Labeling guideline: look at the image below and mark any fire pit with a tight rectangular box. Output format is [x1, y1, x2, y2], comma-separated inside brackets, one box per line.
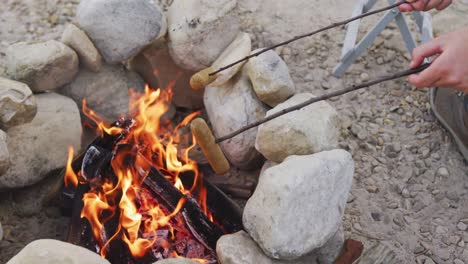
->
[61, 87, 242, 263]
[1, 0, 359, 263]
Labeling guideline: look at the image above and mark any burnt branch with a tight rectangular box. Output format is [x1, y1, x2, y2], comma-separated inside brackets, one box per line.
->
[215, 63, 430, 143]
[209, 1, 408, 76]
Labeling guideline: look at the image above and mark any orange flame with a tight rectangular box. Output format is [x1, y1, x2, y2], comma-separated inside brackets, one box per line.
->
[64, 146, 79, 188]
[70, 85, 213, 260]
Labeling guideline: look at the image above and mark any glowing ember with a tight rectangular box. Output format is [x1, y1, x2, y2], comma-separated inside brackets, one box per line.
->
[65, 84, 215, 262]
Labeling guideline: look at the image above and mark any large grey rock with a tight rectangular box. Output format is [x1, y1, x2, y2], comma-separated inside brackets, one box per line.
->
[59, 64, 145, 122]
[246, 49, 295, 107]
[204, 72, 268, 169]
[0, 93, 81, 189]
[129, 41, 204, 109]
[0, 77, 37, 128]
[7, 239, 110, 264]
[6, 40, 78, 92]
[255, 93, 339, 163]
[76, 0, 164, 63]
[243, 150, 354, 260]
[211, 32, 252, 86]
[167, 0, 240, 71]
[0, 130, 9, 175]
[154, 258, 199, 264]
[217, 231, 318, 264]
[61, 23, 102, 72]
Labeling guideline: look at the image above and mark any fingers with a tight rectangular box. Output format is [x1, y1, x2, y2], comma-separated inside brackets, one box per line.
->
[408, 61, 442, 88]
[410, 39, 442, 68]
[398, 3, 414, 12]
[399, 0, 452, 11]
[436, 0, 452, 10]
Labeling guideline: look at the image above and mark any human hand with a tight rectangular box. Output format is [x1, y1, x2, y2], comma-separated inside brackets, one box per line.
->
[399, 0, 452, 12]
[408, 26, 468, 93]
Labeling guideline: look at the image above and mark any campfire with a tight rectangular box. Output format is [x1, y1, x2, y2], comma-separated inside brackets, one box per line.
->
[61, 85, 241, 263]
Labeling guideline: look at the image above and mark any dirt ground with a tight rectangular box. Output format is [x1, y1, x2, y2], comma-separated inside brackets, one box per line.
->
[0, 0, 467, 263]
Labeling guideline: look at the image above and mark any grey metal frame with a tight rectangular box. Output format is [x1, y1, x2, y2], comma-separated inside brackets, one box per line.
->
[333, 0, 433, 77]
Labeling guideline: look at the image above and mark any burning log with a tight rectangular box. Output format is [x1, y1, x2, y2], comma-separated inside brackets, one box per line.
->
[62, 117, 242, 263]
[143, 166, 224, 250]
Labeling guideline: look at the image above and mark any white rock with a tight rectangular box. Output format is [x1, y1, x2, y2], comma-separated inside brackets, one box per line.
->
[0, 93, 81, 189]
[243, 150, 354, 260]
[129, 41, 203, 109]
[76, 0, 164, 63]
[255, 93, 339, 163]
[59, 64, 145, 122]
[167, 0, 240, 71]
[154, 258, 199, 264]
[7, 239, 109, 264]
[246, 49, 295, 107]
[217, 231, 318, 264]
[204, 72, 268, 169]
[0, 130, 9, 175]
[6, 40, 78, 92]
[61, 23, 102, 72]
[0, 78, 37, 128]
[211, 32, 252, 86]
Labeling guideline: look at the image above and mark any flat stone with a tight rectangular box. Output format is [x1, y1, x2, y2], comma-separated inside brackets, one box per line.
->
[129, 41, 203, 109]
[243, 150, 354, 259]
[204, 71, 267, 169]
[59, 64, 145, 123]
[0, 77, 37, 128]
[61, 23, 102, 72]
[0, 93, 81, 189]
[76, 0, 164, 63]
[6, 239, 109, 264]
[211, 32, 252, 86]
[167, 0, 240, 71]
[255, 93, 339, 163]
[216, 231, 318, 264]
[6, 40, 78, 92]
[246, 49, 295, 107]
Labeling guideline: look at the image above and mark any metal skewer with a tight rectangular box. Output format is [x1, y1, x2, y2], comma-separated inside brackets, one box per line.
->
[214, 63, 431, 143]
[209, 0, 410, 77]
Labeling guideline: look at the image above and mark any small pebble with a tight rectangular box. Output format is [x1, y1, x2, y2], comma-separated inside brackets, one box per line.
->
[371, 212, 382, 221]
[454, 259, 464, 264]
[413, 244, 425, 254]
[424, 258, 436, 264]
[436, 167, 450, 177]
[402, 188, 410, 198]
[360, 72, 369, 82]
[353, 222, 363, 232]
[376, 57, 384, 65]
[458, 222, 467, 231]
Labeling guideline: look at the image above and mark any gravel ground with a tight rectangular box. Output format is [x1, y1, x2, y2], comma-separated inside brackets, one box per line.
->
[0, 0, 467, 263]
